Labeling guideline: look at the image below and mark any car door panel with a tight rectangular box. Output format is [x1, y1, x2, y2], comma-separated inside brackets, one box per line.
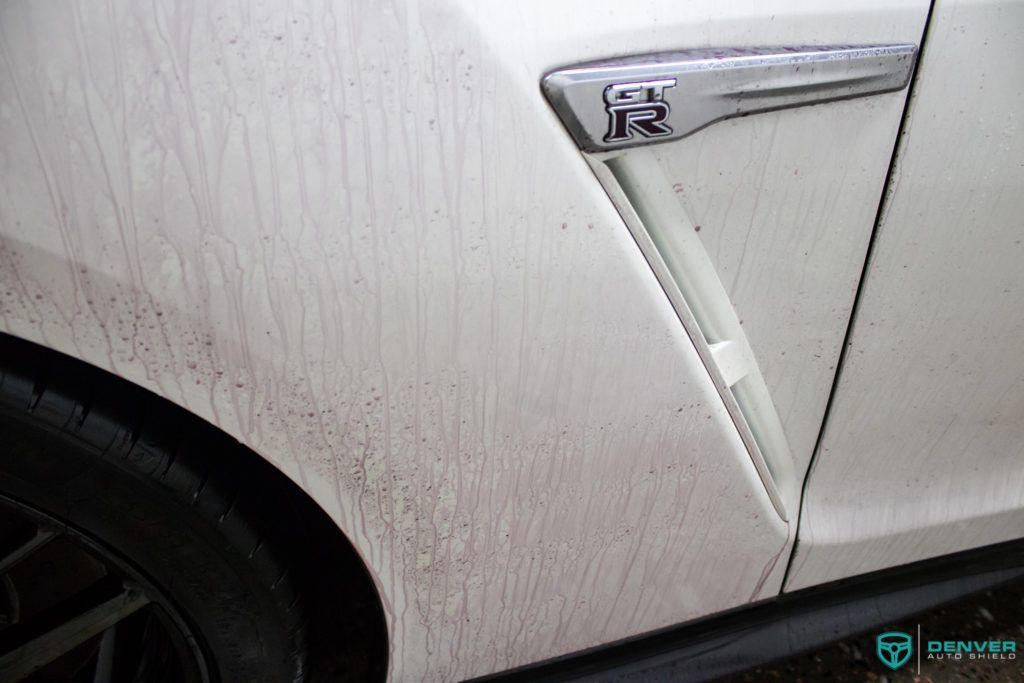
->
[788, 0, 1024, 590]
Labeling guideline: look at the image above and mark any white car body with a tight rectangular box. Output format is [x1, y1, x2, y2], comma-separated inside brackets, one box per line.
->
[0, 0, 1021, 679]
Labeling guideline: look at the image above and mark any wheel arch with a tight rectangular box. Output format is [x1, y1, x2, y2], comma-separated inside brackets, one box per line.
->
[0, 329, 390, 679]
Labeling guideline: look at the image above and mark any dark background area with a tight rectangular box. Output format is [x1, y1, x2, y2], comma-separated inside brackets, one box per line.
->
[723, 579, 1024, 682]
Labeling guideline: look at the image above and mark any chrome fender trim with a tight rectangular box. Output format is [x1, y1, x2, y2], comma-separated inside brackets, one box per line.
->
[543, 45, 918, 152]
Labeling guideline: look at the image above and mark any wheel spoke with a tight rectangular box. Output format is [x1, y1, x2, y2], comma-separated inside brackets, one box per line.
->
[0, 499, 207, 681]
[0, 581, 149, 682]
[0, 529, 56, 575]
[92, 624, 117, 683]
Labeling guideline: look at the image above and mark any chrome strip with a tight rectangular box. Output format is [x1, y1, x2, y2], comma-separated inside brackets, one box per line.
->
[543, 45, 918, 152]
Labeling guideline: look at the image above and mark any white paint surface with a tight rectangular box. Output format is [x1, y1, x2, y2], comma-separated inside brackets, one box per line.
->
[789, 0, 1024, 590]
[652, 95, 911, 473]
[0, 0, 931, 678]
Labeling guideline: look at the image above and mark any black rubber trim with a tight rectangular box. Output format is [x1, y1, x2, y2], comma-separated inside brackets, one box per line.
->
[472, 537, 1024, 682]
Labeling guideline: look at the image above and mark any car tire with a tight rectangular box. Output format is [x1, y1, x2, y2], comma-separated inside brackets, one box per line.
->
[0, 342, 310, 682]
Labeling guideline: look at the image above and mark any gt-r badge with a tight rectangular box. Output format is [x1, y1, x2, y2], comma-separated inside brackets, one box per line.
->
[603, 79, 676, 142]
[541, 45, 917, 152]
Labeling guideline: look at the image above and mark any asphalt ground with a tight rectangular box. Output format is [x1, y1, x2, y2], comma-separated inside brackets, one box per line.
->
[721, 579, 1024, 682]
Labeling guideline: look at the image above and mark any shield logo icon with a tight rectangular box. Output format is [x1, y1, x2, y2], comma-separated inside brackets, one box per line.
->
[876, 631, 914, 670]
